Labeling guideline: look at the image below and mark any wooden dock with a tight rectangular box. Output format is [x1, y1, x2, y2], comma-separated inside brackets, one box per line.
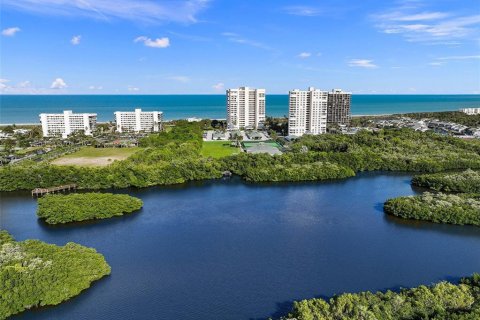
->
[32, 184, 77, 197]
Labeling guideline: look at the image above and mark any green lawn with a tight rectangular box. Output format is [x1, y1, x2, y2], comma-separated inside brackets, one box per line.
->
[61, 147, 141, 158]
[201, 141, 240, 158]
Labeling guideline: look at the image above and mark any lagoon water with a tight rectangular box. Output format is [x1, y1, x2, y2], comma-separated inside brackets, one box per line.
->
[1, 94, 480, 123]
[2, 173, 480, 319]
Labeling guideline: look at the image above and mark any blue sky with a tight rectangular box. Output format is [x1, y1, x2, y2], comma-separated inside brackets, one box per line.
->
[1, 0, 479, 94]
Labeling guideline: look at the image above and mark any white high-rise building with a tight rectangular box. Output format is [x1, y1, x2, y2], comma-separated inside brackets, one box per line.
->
[114, 109, 163, 133]
[288, 87, 328, 136]
[39, 110, 97, 138]
[227, 87, 266, 130]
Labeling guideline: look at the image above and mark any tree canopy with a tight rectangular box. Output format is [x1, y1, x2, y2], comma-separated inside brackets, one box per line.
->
[0, 231, 111, 319]
[37, 193, 143, 224]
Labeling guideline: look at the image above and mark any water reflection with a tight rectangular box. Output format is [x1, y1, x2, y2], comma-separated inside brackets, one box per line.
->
[1, 172, 479, 320]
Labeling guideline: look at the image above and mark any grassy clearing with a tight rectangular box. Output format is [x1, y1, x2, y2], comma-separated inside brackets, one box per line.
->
[60, 147, 140, 158]
[201, 141, 240, 158]
[52, 147, 140, 167]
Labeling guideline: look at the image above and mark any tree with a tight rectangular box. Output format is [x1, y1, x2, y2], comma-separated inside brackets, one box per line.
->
[2, 126, 14, 134]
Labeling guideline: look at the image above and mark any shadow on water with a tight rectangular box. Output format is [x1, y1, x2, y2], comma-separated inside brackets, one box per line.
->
[382, 212, 480, 237]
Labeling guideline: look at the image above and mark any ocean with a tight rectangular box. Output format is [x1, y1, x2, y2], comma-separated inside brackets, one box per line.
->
[0, 94, 479, 124]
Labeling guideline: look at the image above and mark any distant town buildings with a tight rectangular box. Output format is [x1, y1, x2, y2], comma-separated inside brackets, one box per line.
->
[226, 87, 266, 130]
[327, 89, 352, 125]
[114, 108, 163, 133]
[39, 110, 97, 138]
[460, 108, 480, 115]
[288, 87, 328, 136]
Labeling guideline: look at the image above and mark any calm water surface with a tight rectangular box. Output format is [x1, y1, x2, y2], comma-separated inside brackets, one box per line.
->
[1, 94, 479, 123]
[1, 173, 479, 319]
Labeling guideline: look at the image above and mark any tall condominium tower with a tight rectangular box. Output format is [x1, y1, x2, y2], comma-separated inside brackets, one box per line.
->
[327, 89, 352, 125]
[226, 87, 266, 130]
[39, 110, 97, 138]
[288, 87, 328, 136]
[114, 108, 163, 133]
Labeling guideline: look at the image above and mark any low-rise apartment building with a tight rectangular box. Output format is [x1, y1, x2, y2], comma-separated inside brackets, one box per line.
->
[39, 110, 97, 138]
[114, 108, 163, 133]
[460, 108, 480, 115]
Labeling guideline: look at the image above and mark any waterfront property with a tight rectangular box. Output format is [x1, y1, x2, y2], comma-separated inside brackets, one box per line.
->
[460, 107, 480, 115]
[288, 87, 328, 136]
[288, 88, 352, 136]
[114, 108, 163, 133]
[327, 89, 352, 125]
[2, 173, 479, 320]
[39, 110, 97, 138]
[227, 87, 266, 130]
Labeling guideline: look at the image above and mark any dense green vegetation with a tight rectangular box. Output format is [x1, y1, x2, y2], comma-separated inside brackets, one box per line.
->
[37, 193, 143, 224]
[384, 192, 480, 226]
[283, 274, 480, 320]
[139, 121, 203, 150]
[350, 111, 480, 127]
[0, 230, 111, 319]
[1, 123, 480, 191]
[403, 111, 480, 127]
[413, 169, 480, 193]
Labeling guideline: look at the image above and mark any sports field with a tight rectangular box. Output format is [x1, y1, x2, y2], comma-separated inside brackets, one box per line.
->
[242, 141, 282, 149]
[200, 141, 240, 158]
[52, 147, 140, 167]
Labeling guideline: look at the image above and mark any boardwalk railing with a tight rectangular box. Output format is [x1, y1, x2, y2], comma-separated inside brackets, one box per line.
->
[32, 184, 77, 197]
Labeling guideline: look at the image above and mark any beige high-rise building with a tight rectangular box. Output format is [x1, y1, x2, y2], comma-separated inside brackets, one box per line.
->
[288, 87, 328, 136]
[226, 87, 266, 130]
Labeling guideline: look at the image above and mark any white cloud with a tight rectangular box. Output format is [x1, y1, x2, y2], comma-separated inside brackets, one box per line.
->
[0, 80, 54, 94]
[429, 55, 480, 66]
[168, 76, 190, 83]
[221, 32, 272, 51]
[374, 5, 480, 44]
[2, 0, 210, 24]
[128, 86, 140, 92]
[348, 59, 378, 68]
[50, 78, 67, 89]
[283, 6, 323, 17]
[134, 36, 170, 48]
[212, 82, 224, 91]
[380, 11, 450, 22]
[71, 35, 81, 45]
[0, 79, 9, 90]
[2, 27, 21, 36]
[88, 85, 103, 90]
[298, 52, 312, 59]
[437, 55, 480, 60]
[19, 81, 31, 87]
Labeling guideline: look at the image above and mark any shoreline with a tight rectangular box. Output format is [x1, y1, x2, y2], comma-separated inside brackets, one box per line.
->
[0, 110, 464, 127]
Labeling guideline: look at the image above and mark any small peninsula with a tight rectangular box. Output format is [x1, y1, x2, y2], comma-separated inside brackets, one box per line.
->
[0, 231, 111, 319]
[282, 274, 480, 320]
